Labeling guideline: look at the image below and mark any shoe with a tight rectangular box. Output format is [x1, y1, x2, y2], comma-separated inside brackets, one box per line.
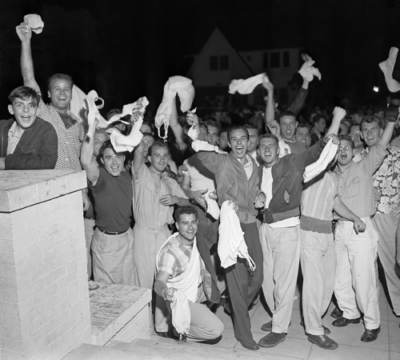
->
[300, 321, 331, 335]
[330, 307, 343, 319]
[238, 339, 259, 350]
[262, 320, 291, 332]
[307, 334, 339, 350]
[332, 317, 361, 327]
[360, 327, 380, 342]
[156, 329, 179, 340]
[258, 332, 286, 348]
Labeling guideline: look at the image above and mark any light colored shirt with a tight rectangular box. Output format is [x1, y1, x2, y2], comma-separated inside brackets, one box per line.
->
[38, 100, 84, 170]
[7, 122, 25, 155]
[132, 164, 187, 229]
[333, 145, 387, 218]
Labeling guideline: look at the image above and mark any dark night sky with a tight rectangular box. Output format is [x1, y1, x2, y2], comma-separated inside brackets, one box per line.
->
[0, 0, 400, 118]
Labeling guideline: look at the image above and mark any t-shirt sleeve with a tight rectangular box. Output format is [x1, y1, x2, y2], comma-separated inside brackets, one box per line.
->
[157, 250, 177, 276]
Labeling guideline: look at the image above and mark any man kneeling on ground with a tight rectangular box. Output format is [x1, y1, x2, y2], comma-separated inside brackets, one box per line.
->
[154, 206, 224, 342]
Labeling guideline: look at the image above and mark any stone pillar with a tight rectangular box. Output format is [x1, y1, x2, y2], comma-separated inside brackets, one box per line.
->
[0, 170, 91, 360]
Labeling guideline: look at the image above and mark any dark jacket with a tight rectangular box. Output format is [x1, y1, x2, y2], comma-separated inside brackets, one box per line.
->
[0, 117, 58, 169]
[259, 139, 325, 223]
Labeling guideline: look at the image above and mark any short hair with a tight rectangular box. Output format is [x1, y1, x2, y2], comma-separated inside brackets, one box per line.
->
[338, 135, 354, 148]
[257, 133, 279, 147]
[203, 120, 221, 134]
[148, 140, 170, 156]
[47, 73, 73, 90]
[99, 140, 125, 158]
[278, 110, 296, 123]
[141, 120, 154, 131]
[312, 114, 326, 125]
[106, 108, 121, 120]
[8, 86, 40, 106]
[297, 122, 311, 132]
[243, 123, 260, 136]
[227, 125, 249, 142]
[174, 206, 198, 222]
[360, 115, 383, 130]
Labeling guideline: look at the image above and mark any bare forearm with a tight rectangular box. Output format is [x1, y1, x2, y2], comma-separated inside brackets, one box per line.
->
[80, 126, 95, 167]
[154, 279, 167, 298]
[265, 92, 275, 129]
[170, 97, 185, 144]
[379, 122, 395, 148]
[333, 197, 358, 222]
[21, 41, 38, 90]
[175, 196, 191, 206]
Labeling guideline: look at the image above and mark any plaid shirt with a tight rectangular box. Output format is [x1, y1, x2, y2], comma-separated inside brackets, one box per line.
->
[38, 99, 84, 170]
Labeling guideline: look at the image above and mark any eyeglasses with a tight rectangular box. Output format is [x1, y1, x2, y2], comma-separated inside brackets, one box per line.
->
[339, 145, 353, 151]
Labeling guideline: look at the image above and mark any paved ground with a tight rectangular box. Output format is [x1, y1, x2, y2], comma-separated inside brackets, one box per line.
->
[212, 283, 400, 360]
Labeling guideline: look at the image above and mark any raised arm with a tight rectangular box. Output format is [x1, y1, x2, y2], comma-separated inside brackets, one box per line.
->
[326, 107, 346, 136]
[80, 122, 100, 185]
[16, 23, 40, 93]
[169, 96, 186, 150]
[132, 138, 146, 176]
[286, 78, 309, 115]
[262, 77, 276, 131]
[379, 107, 398, 148]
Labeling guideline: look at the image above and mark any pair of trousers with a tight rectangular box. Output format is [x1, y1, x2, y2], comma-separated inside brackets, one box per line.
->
[225, 222, 263, 342]
[373, 212, 400, 315]
[260, 223, 300, 333]
[300, 229, 335, 335]
[334, 218, 380, 330]
[132, 223, 171, 333]
[91, 227, 137, 286]
[84, 218, 95, 280]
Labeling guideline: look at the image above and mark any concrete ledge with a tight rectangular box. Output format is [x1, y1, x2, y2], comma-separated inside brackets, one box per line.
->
[85, 284, 152, 346]
[0, 170, 87, 213]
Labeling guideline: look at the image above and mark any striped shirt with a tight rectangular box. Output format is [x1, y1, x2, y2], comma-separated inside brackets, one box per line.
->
[301, 171, 338, 233]
[38, 100, 84, 170]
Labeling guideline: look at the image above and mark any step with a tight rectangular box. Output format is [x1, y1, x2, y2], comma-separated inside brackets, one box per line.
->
[106, 337, 296, 360]
[84, 283, 152, 346]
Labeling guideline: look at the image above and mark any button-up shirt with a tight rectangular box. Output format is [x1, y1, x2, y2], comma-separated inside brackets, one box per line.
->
[333, 145, 387, 218]
[7, 122, 25, 155]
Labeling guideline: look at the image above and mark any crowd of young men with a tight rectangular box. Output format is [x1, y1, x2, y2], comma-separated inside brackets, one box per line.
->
[1, 20, 400, 353]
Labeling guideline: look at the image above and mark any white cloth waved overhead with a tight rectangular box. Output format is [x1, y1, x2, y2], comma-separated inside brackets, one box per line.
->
[107, 117, 143, 153]
[298, 55, 321, 82]
[155, 76, 195, 141]
[156, 233, 202, 336]
[379, 47, 400, 93]
[218, 201, 256, 271]
[84, 90, 109, 130]
[70, 85, 87, 123]
[228, 73, 267, 95]
[23, 14, 44, 34]
[107, 97, 149, 127]
[303, 139, 337, 182]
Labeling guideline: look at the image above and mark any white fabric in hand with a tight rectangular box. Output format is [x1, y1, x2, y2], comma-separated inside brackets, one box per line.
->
[170, 290, 191, 336]
[84, 90, 109, 130]
[24, 14, 44, 34]
[218, 201, 256, 270]
[70, 85, 87, 123]
[298, 56, 321, 82]
[205, 190, 220, 220]
[107, 118, 143, 153]
[379, 47, 400, 93]
[228, 73, 267, 95]
[155, 76, 195, 141]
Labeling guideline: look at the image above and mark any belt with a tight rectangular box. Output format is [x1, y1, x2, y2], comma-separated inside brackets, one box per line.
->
[97, 227, 129, 235]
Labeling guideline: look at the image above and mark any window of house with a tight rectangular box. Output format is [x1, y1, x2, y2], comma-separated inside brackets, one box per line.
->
[210, 56, 218, 71]
[220, 55, 229, 70]
[283, 51, 290, 67]
[263, 52, 268, 69]
[270, 52, 280, 68]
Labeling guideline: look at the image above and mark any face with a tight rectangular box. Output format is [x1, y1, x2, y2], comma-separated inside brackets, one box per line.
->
[206, 125, 219, 146]
[361, 121, 382, 147]
[339, 123, 349, 135]
[93, 132, 108, 157]
[279, 115, 297, 141]
[315, 118, 326, 133]
[149, 145, 170, 173]
[258, 137, 279, 166]
[219, 131, 229, 151]
[228, 129, 248, 159]
[48, 78, 72, 111]
[8, 97, 38, 129]
[337, 139, 354, 166]
[213, 111, 222, 122]
[140, 123, 152, 134]
[349, 125, 363, 148]
[142, 135, 155, 156]
[101, 148, 125, 176]
[246, 128, 258, 153]
[295, 127, 310, 147]
[176, 213, 198, 242]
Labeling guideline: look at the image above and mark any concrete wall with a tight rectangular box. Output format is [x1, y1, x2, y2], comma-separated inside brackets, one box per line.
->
[0, 170, 90, 360]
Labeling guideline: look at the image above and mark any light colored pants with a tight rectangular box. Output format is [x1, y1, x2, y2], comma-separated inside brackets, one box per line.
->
[84, 218, 95, 280]
[92, 227, 137, 286]
[373, 212, 400, 316]
[132, 224, 171, 333]
[260, 223, 300, 333]
[300, 229, 335, 335]
[334, 218, 380, 330]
